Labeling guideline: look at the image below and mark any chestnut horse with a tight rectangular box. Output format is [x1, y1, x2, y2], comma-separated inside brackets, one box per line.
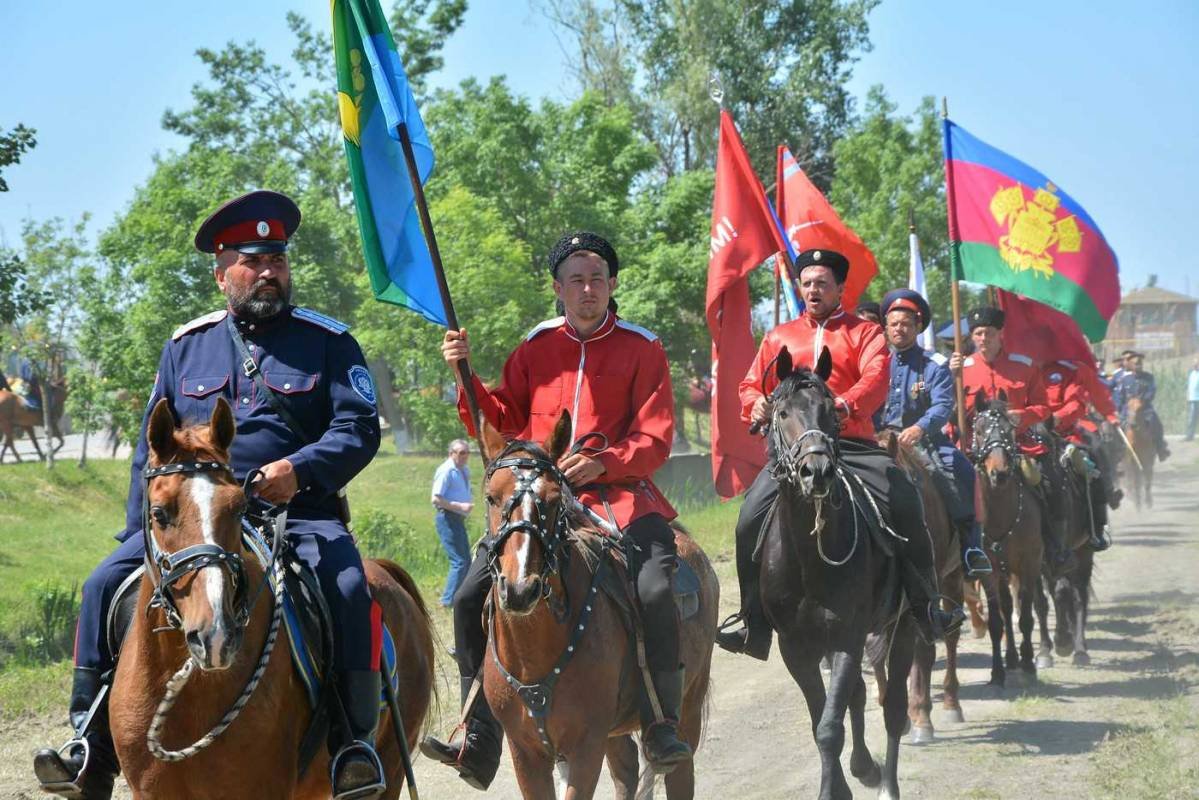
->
[1122, 397, 1157, 509]
[109, 398, 433, 799]
[874, 430, 966, 744]
[478, 412, 717, 800]
[970, 394, 1044, 688]
[0, 380, 66, 463]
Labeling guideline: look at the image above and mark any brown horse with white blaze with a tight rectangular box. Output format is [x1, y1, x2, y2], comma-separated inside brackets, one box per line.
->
[109, 398, 433, 799]
[479, 411, 718, 800]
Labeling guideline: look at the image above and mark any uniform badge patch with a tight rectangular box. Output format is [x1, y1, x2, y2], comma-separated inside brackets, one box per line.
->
[348, 365, 377, 405]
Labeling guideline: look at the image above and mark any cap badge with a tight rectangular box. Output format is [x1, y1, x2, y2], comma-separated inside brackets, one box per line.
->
[813, 250, 822, 261]
[571, 237, 580, 245]
[256, 221, 270, 237]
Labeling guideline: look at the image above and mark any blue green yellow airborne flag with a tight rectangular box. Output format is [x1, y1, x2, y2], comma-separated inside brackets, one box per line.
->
[332, 0, 447, 325]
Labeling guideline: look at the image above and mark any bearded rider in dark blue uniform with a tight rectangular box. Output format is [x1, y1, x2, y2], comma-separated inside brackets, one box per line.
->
[875, 289, 991, 578]
[34, 191, 388, 800]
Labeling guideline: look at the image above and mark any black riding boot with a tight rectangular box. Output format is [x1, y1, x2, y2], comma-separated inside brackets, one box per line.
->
[330, 670, 386, 800]
[419, 675, 502, 791]
[639, 668, 692, 774]
[1088, 479, 1113, 551]
[715, 472, 776, 660]
[899, 557, 963, 643]
[33, 667, 120, 800]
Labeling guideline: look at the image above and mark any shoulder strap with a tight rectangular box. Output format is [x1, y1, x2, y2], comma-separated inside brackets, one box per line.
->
[225, 316, 316, 444]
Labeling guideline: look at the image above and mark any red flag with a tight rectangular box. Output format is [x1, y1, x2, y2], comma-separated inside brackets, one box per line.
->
[707, 111, 784, 498]
[996, 289, 1095, 365]
[777, 146, 877, 310]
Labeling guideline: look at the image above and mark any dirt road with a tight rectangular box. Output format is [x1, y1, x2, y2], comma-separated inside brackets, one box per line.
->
[5, 443, 1197, 799]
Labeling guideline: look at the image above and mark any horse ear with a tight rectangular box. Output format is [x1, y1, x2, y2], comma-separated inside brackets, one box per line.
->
[997, 388, 1008, 403]
[883, 430, 899, 459]
[814, 347, 833, 382]
[775, 347, 793, 382]
[146, 399, 177, 463]
[974, 389, 989, 412]
[545, 410, 572, 462]
[209, 397, 235, 453]
[480, 420, 507, 463]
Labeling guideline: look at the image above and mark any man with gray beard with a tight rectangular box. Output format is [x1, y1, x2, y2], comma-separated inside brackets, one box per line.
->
[34, 190, 387, 800]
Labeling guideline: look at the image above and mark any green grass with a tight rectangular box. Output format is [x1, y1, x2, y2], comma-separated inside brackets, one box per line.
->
[1089, 696, 1199, 799]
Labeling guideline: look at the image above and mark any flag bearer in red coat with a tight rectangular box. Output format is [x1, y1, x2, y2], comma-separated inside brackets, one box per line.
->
[421, 232, 691, 789]
[716, 249, 961, 661]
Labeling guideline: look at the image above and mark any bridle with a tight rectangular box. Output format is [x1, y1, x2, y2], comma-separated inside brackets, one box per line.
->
[768, 379, 841, 493]
[483, 442, 573, 593]
[970, 408, 1018, 471]
[141, 460, 281, 632]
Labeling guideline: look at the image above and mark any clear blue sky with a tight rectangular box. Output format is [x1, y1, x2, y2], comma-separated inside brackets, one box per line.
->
[2, 1, 1195, 296]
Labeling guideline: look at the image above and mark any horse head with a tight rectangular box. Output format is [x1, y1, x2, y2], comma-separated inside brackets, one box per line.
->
[970, 389, 1017, 486]
[769, 346, 840, 498]
[481, 411, 577, 616]
[1126, 396, 1146, 431]
[143, 398, 249, 671]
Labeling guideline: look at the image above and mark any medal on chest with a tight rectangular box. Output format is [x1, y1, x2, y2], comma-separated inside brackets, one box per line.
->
[910, 380, 925, 401]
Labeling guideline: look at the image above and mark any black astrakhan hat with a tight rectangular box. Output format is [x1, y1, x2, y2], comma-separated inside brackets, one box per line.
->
[857, 301, 881, 319]
[967, 306, 1005, 331]
[881, 288, 932, 333]
[794, 248, 849, 283]
[548, 231, 619, 278]
[195, 190, 302, 255]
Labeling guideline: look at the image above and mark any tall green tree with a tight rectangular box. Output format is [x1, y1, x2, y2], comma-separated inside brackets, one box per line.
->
[0, 123, 37, 193]
[545, 0, 877, 186]
[0, 123, 47, 328]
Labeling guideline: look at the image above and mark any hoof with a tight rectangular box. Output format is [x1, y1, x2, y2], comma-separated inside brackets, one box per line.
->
[1072, 651, 1091, 667]
[1055, 642, 1074, 658]
[941, 707, 965, 724]
[851, 757, 882, 788]
[909, 724, 935, 745]
[1005, 654, 1019, 670]
[972, 624, 987, 639]
[1036, 653, 1055, 670]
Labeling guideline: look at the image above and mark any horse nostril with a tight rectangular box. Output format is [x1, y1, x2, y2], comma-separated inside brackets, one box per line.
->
[528, 577, 542, 597]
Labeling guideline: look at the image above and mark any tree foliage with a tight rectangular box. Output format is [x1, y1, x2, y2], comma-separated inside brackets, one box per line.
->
[0, 123, 37, 193]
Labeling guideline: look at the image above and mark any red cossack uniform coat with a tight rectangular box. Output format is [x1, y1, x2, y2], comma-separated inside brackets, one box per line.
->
[457, 312, 676, 529]
[739, 308, 890, 442]
[1043, 360, 1090, 440]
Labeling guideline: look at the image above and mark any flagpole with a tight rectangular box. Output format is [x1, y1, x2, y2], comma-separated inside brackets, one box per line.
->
[395, 120, 484, 447]
[942, 98, 970, 440]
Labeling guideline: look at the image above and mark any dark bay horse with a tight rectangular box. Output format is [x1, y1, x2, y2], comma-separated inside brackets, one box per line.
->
[109, 398, 434, 799]
[477, 413, 717, 800]
[875, 430, 965, 743]
[1122, 397, 1157, 509]
[970, 393, 1044, 688]
[759, 347, 912, 800]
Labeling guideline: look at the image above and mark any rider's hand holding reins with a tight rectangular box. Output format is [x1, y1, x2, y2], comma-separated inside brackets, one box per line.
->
[750, 396, 772, 426]
[254, 457, 299, 504]
[559, 452, 605, 485]
[897, 424, 923, 448]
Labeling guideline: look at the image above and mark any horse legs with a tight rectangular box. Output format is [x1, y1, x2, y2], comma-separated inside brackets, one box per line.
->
[777, 635, 851, 800]
[880, 620, 917, 800]
[941, 619, 964, 723]
[1145, 463, 1153, 508]
[983, 577, 1006, 688]
[907, 636, 935, 743]
[509, 742, 559, 800]
[606, 736, 640, 800]
[559, 735, 610, 800]
[1034, 574, 1055, 668]
[1018, 581, 1038, 679]
[1072, 552, 1094, 667]
[847, 672, 881, 788]
[1000, 578, 1018, 671]
[662, 674, 706, 800]
[26, 427, 44, 461]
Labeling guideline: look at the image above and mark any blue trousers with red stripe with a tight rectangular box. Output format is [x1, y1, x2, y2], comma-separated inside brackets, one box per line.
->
[75, 511, 377, 674]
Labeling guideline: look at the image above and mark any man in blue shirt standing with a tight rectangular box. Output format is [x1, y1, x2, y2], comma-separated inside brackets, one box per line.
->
[1186, 356, 1199, 441]
[432, 439, 474, 607]
[876, 289, 991, 577]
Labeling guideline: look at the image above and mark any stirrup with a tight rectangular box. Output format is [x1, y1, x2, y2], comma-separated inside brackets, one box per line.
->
[963, 547, 992, 577]
[329, 740, 386, 800]
[34, 738, 90, 797]
[717, 612, 745, 633]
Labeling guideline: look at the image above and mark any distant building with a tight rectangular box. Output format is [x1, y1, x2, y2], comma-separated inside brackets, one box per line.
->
[1104, 286, 1199, 361]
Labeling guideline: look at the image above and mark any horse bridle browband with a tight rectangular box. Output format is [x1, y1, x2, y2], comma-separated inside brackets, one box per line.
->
[141, 461, 281, 632]
[767, 381, 841, 489]
[971, 409, 1018, 469]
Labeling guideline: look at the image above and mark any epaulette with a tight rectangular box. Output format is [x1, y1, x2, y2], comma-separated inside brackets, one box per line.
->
[1057, 359, 1078, 369]
[292, 307, 349, 334]
[1008, 353, 1033, 366]
[930, 351, 948, 366]
[615, 319, 659, 342]
[963, 356, 975, 367]
[172, 309, 228, 341]
[525, 316, 565, 341]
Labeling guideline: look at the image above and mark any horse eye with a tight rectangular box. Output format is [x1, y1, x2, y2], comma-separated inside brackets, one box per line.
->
[151, 506, 171, 527]
[778, 410, 788, 419]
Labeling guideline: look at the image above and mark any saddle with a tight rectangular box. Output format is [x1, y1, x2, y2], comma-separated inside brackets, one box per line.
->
[106, 522, 399, 776]
[569, 527, 702, 622]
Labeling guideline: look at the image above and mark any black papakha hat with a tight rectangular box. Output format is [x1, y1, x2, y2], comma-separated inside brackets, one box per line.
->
[795, 248, 849, 283]
[857, 301, 881, 319]
[967, 306, 1005, 331]
[195, 190, 302, 255]
[548, 231, 619, 278]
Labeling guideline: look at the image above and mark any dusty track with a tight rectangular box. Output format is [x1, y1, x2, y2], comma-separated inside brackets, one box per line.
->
[4, 443, 1197, 799]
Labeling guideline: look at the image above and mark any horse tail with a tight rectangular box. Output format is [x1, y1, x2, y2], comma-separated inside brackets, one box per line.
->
[370, 558, 439, 715]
